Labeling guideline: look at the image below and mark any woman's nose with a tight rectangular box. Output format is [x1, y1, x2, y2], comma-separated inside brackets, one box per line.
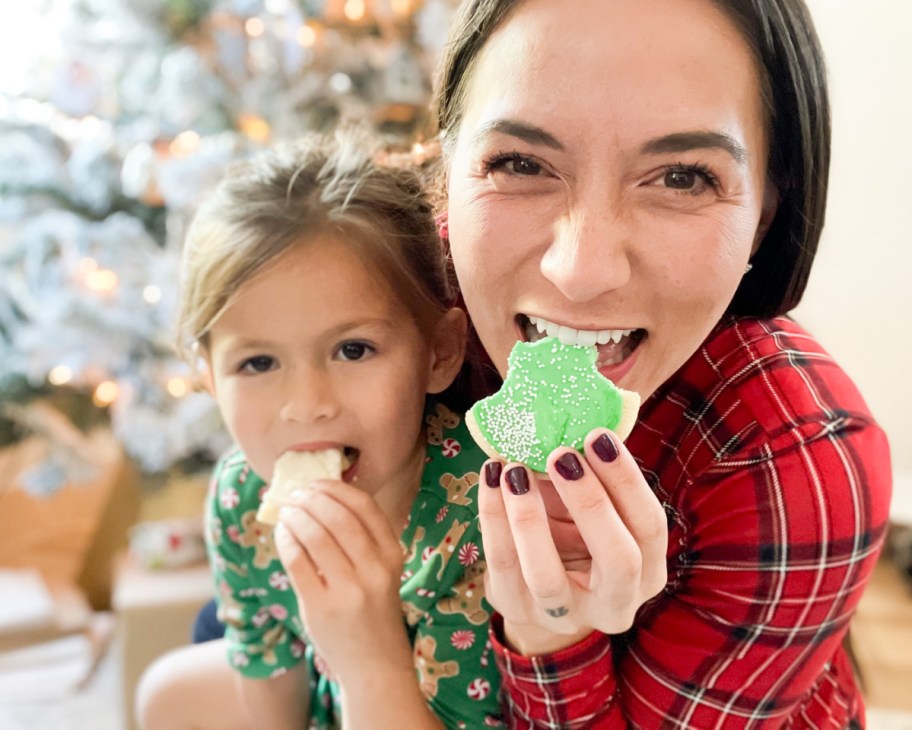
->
[540, 198, 632, 303]
[278, 368, 339, 423]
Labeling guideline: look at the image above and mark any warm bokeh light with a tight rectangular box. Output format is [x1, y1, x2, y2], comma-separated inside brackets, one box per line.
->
[391, 0, 413, 16]
[78, 257, 98, 273]
[85, 268, 118, 293]
[170, 130, 201, 157]
[143, 285, 162, 304]
[93, 380, 119, 407]
[344, 0, 366, 22]
[167, 377, 189, 398]
[296, 24, 317, 47]
[48, 365, 73, 386]
[238, 114, 271, 143]
[245, 17, 265, 36]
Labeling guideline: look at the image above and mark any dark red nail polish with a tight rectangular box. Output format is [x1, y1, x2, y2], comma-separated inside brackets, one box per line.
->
[485, 461, 503, 488]
[505, 466, 529, 495]
[593, 433, 619, 462]
[555, 452, 584, 481]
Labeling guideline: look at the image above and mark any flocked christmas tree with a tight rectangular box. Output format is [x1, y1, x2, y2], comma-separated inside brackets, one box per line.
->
[0, 0, 456, 493]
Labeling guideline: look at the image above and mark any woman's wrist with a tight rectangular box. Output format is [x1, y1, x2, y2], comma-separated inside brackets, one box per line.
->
[501, 616, 595, 656]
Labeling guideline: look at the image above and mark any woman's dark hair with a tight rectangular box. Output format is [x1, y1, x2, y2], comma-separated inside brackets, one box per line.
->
[432, 0, 831, 318]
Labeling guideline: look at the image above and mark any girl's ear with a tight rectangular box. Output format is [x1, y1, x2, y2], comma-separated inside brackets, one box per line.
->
[198, 357, 216, 396]
[426, 308, 468, 395]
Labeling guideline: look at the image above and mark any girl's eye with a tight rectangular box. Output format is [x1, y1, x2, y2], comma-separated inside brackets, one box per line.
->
[660, 164, 719, 194]
[239, 355, 276, 374]
[336, 341, 375, 362]
[484, 152, 545, 177]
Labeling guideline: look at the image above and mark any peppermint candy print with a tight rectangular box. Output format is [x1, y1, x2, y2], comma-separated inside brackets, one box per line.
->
[467, 678, 491, 700]
[415, 587, 436, 599]
[268, 571, 290, 591]
[458, 542, 479, 566]
[421, 545, 436, 563]
[230, 651, 250, 668]
[436, 505, 449, 523]
[220, 487, 240, 510]
[252, 607, 270, 628]
[290, 639, 306, 659]
[441, 438, 461, 457]
[485, 716, 506, 727]
[450, 630, 475, 650]
[226, 524, 241, 543]
[269, 604, 288, 620]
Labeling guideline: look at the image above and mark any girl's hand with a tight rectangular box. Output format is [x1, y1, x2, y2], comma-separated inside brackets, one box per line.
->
[478, 429, 668, 655]
[273, 482, 412, 684]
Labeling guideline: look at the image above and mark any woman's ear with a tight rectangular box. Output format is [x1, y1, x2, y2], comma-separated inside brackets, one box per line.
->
[752, 178, 780, 255]
[426, 307, 468, 395]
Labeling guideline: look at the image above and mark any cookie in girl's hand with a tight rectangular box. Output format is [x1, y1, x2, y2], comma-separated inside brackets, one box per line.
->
[257, 449, 343, 525]
[465, 338, 640, 473]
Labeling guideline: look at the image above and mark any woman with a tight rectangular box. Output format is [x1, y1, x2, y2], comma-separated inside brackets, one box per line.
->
[435, 0, 892, 726]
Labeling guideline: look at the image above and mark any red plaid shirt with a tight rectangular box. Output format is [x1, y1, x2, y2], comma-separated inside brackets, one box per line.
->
[492, 316, 892, 729]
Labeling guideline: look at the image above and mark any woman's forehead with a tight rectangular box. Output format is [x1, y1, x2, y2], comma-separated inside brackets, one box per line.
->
[457, 0, 763, 146]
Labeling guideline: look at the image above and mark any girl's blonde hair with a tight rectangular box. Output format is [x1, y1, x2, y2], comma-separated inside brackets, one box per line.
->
[177, 128, 454, 360]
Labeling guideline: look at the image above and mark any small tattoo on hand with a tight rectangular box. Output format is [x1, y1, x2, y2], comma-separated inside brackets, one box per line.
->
[545, 606, 569, 618]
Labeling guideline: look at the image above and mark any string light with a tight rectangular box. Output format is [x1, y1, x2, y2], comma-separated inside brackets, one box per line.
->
[238, 114, 271, 143]
[296, 23, 317, 47]
[84, 268, 118, 293]
[143, 285, 162, 304]
[48, 365, 73, 386]
[170, 130, 200, 157]
[344, 0, 366, 22]
[167, 377, 189, 398]
[245, 17, 265, 36]
[391, 0, 413, 15]
[93, 380, 119, 407]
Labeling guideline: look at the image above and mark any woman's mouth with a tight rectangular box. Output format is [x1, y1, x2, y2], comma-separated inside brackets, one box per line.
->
[517, 314, 646, 369]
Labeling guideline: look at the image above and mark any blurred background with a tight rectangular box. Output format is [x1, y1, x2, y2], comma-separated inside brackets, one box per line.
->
[0, 0, 909, 728]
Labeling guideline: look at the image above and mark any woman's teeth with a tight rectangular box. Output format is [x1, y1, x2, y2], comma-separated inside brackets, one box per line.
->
[526, 315, 634, 348]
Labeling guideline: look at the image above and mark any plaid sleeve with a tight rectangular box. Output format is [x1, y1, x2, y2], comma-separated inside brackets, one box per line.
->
[490, 317, 893, 729]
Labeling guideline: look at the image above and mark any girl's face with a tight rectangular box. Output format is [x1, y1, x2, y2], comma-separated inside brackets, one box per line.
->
[203, 239, 460, 515]
[446, 0, 776, 400]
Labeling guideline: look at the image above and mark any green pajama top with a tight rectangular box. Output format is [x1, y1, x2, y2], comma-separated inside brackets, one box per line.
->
[205, 403, 504, 729]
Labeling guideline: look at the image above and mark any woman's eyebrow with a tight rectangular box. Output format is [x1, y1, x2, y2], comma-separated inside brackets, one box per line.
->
[641, 131, 747, 164]
[471, 119, 565, 150]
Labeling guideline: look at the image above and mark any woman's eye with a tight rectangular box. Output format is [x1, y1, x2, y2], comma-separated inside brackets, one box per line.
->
[239, 355, 276, 374]
[485, 153, 544, 177]
[336, 341, 375, 362]
[665, 169, 697, 189]
[660, 164, 719, 194]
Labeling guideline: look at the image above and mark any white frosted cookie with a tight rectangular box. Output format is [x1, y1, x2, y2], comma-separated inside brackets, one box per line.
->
[256, 449, 343, 525]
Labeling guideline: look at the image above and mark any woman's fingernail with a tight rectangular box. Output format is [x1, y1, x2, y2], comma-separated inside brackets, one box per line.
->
[593, 433, 619, 462]
[485, 461, 503, 487]
[555, 452, 584, 481]
[505, 466, 530, 495]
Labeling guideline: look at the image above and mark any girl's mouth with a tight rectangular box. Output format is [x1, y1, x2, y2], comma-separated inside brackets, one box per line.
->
[517, 314, 646, 369]
[342, 447, 359, 482]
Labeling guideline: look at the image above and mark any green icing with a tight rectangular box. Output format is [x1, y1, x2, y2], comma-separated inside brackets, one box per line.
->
[469, 337, 624, 471]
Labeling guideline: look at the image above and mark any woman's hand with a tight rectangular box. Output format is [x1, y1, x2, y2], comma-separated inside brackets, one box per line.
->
[273, 482, 412, 684]
[478, 428, 668, 655]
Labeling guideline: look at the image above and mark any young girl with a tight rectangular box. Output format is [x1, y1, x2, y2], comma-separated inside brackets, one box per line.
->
[136, 131, 503, 730]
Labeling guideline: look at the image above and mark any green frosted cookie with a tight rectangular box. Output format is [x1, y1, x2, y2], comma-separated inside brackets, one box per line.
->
[465, 337, 640, 472]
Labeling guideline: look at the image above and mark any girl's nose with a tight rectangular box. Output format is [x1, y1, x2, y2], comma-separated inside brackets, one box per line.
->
[278, 368, 340, 423]
[540, 196, 632, 303]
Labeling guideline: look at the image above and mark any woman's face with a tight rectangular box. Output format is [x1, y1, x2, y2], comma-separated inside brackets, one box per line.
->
[446, 0, 776, 400]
